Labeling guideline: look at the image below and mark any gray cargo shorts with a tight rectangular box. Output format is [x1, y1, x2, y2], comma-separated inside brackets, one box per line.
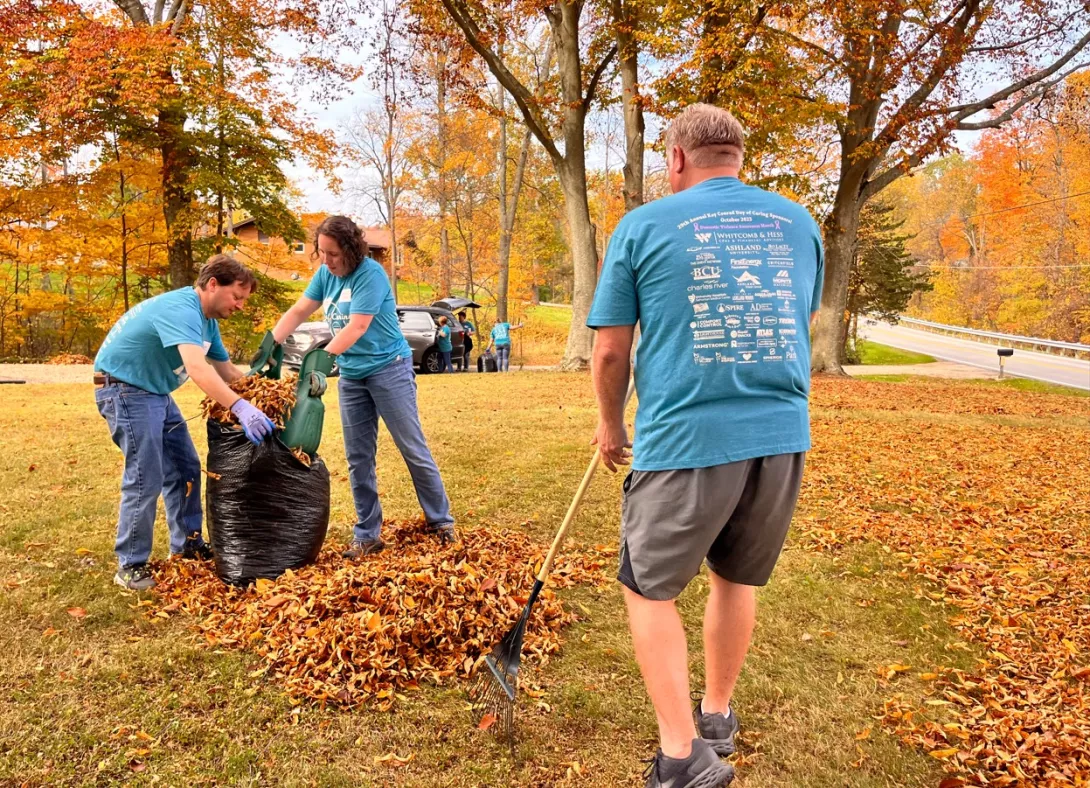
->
[618, 452, 805, 601]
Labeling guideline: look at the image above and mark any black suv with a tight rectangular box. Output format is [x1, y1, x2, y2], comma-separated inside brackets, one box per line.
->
[282, 305, 468, 375]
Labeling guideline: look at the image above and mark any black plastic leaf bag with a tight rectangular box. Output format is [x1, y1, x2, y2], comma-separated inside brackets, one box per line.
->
[205, 420, 330, 586]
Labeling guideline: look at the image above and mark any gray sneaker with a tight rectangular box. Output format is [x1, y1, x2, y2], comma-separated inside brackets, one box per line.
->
[643, 738, 734, 788]
[427, 523, 458, 545]
[693, 699, 740, 756]
[342, 539, 385, 560]
[114, 564, 156, 592]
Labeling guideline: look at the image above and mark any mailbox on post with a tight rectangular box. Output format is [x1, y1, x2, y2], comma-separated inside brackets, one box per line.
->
[997, 348, 1014, 379]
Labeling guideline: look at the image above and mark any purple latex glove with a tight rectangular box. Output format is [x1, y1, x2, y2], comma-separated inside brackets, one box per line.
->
[230, 398, 276, 445]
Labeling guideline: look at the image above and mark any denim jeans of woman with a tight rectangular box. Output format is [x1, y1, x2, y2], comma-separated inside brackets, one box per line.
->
[496, 344, 511, 372]
[95, 383, 204, 569]
[338, 357, 453, 542]
[440, 350, 453, 373]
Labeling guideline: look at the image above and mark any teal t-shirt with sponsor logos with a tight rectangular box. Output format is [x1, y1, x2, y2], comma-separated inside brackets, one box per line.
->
[94, 287, 230, 395]
[303, 259, 411, 380]
[490, 322, 511, 346]
[587, 176, 824, 471]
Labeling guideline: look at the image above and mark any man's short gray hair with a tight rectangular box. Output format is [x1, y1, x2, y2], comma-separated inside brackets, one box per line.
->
[665, 104, 745, 169]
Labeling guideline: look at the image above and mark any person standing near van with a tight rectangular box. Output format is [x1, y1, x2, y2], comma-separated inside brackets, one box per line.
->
[436, 316, 454, 374]
[458, 310, 475, 372]
[487, 320, 523, 372]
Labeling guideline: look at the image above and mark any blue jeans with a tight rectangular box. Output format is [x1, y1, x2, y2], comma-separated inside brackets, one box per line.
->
[95, 383, 203, 569]
[440, 350, 453, 373]
[496, 344, 511, 371]
[338, 357, 453, 542]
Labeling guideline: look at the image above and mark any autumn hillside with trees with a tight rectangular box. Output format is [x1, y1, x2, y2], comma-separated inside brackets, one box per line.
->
[2, 1, 1090, 367]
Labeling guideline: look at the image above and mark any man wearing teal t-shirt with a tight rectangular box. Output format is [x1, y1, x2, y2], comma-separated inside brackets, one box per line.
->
[588, 105, 824, 787]
[94, 256, 275, 592]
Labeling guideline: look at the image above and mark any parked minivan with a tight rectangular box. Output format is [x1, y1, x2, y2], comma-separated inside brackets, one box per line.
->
[282, 304, 472, 375]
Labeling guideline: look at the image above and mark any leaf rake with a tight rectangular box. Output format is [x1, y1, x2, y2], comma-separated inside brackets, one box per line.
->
[470, 378, 635, 744]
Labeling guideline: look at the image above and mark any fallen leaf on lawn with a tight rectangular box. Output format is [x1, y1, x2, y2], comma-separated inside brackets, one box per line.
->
[373, 753, 413, 767]
[66, 607, 87, 619]
[855, 727, 871, 740]
[929, 748, 959, 759]
[477, 713, 497, 731]
[128, 761, 146, 773]
[74, 548, 93, 556]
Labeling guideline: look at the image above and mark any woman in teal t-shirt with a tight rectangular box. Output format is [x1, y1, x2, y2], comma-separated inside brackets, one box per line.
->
[436, 316, 454, 373]
[271, 216, 456, 556]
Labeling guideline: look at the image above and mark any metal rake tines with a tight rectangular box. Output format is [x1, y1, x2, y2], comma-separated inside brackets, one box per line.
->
[469, 661, 516, 741]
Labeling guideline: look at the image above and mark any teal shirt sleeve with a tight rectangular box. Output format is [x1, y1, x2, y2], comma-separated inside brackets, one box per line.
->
[154, 302, 205, 349]
[206, 321, 229, 362]
[588, 218, 638, 327]
[303, 266, 326, 301]
[349, 262, 388, 315]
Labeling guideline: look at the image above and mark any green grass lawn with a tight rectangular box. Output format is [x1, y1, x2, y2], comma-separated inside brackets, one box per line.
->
[9, 374, 1085, 785]
[855, 340, 936, 366]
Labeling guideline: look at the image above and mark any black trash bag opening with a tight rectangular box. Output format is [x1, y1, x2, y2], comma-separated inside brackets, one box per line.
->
[205, 420, 330, 586]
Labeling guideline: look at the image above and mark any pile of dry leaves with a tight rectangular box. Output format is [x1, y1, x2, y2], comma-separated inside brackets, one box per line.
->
[152, 520, 613, 709]
[47, 352, 93, 365]
[200, 374, 298, 429]
[802, 380, 1090, 785]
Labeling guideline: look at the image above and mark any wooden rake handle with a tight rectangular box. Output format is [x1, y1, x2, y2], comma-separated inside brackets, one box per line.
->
[536, 377, 637, 584]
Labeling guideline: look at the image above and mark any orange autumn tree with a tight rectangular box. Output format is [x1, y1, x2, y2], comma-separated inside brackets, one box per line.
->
[662, 2, 1090, 368]
[1, 0, 351, 287]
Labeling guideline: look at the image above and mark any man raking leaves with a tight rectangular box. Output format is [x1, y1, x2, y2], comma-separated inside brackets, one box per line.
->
[93, 256, 275, 592]
[588, 104, 825, 787]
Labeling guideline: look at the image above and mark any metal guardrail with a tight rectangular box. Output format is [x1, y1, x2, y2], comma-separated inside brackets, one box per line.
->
[898, 316, 1090, 358]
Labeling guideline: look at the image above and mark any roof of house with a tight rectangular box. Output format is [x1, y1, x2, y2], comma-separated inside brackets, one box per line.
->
[231, 216, 392, 250]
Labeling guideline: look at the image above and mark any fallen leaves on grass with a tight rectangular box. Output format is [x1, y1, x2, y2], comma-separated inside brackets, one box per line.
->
[152, 520, 613, 709]
[812, 375, 1087, 419]
[801, 379, 1090, 786]
[65, 607, 87, 619]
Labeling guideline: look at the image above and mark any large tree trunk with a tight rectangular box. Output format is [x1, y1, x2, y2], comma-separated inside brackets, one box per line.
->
[557, 158, 598, 370]
[496, 83, 510, 322]
[158, 104, 195, 287]
[614, 0, 643, 211]
[497, 129, 531, 323]
[554, 0, 598, 370]
[812, 189, 862, 374]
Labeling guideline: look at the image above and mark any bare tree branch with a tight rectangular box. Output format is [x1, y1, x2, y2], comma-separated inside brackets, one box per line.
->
[153, 0, 166, 24]
[438, 0, 562, 162]
[582, 44, 617, 112]
[955, 65, 1088, 130]
[967, 10, 1080, 53]
[170, 0, 189, 33]
[763, 25, 835, 63]
[946, 28, 1090, 119]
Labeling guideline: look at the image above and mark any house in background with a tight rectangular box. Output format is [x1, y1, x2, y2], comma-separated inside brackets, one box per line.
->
[233, 214, 393, 281]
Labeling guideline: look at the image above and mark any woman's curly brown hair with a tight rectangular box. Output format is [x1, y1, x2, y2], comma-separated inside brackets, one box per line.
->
[313, 215, 368, 275]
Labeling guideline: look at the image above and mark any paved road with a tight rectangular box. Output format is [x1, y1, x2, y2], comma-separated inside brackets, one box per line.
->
[861, 321, 1090, 391]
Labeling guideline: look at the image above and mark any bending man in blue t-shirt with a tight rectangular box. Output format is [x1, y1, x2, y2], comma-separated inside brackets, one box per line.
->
[588, 104, 824, 788]
[272, 216, 456, 557]
[94, 256, 276, 592]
